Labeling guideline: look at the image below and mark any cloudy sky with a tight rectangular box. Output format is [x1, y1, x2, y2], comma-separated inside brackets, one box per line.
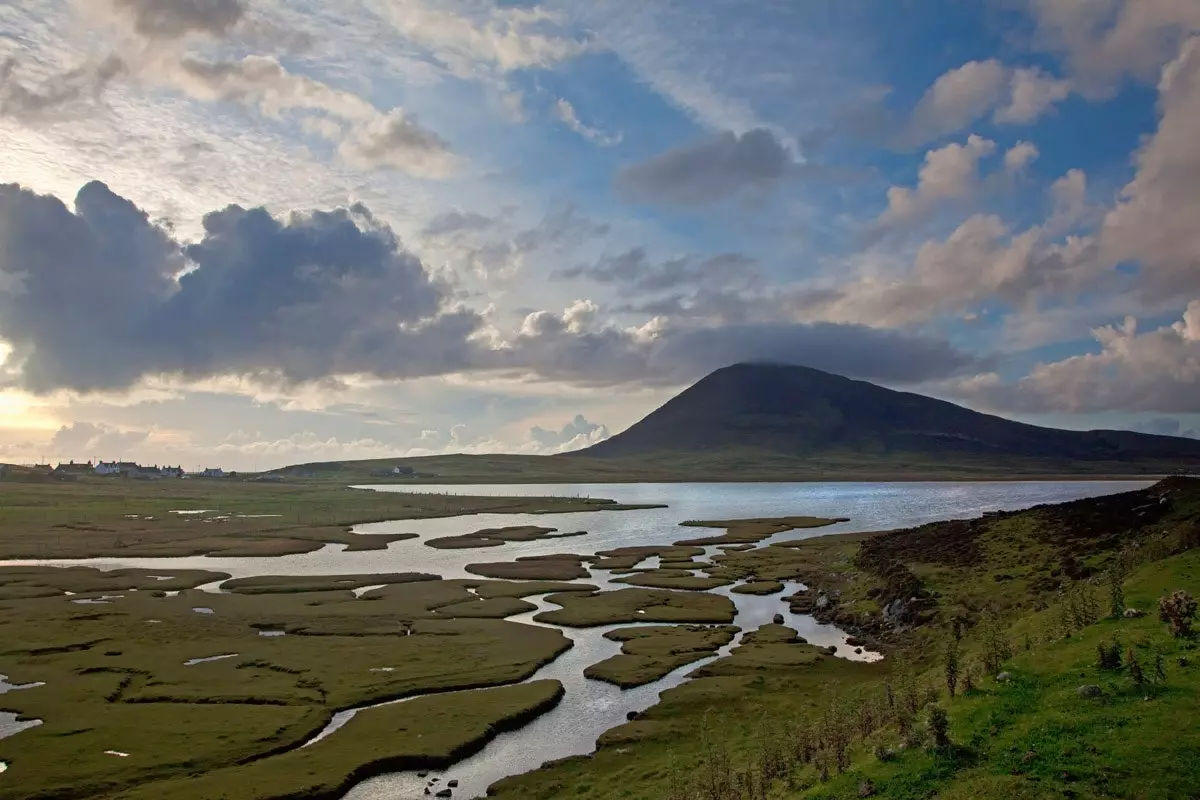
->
[1, 0, 1199, 470]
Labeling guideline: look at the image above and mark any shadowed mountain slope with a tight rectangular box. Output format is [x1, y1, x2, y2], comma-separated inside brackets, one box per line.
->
[576, 363, 1200, 467]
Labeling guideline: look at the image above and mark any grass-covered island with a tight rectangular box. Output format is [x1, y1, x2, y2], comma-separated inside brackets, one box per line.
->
[0, 475, 1198, 799]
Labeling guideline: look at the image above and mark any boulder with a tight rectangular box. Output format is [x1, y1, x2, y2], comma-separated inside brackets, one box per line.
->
[1076, 684, 1103, 699]
[436, 791, 452, 799]
[996, 671, 1012, 682]
[1123, 608, 1146, 618]
[815, 594, 831, 610]
[823, 645, 838, 655]
[772, 613, 784, 625]
[858, 779, 876, 797]
[448, 780, 459, 788]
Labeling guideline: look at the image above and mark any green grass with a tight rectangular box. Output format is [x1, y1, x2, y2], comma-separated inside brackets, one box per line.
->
[0, 478, 641, 559]
[534, 588, 736, 627]
[487, 479, 1200, 800]
[584, 626, 740, 688]
[425, 525, 589, 549]
[264, 451, 1181, 485]
[0, 579, 573, 800]
[112, 681, 565, 800]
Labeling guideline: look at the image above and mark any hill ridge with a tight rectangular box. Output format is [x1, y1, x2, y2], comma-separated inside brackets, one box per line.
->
[575, 362, 1200, 467]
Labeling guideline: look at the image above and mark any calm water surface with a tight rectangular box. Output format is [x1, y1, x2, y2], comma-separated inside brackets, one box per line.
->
[0, 481, 1150, 798]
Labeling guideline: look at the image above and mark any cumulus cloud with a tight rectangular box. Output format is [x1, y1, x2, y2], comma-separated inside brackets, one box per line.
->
[338, 109, 458, 178]
[554, 98, 622, 146]
[496, 302, 983, 387]
[528, 413, 609, 452]
[902, 59, 1071, 144]
[952, 301, 1200, 413]
[1004, 141, 1041, 174]
[996, 66, 1073, 123]
[877, 135, 996, 227]
[811, 194, 1100, 327]
[49, 421, 150, 456]
[1027, 0, 1200, 96]
[615, 128, 793, 207]
[1099, 36, 1200, 303]
[402, 414, 608, 456]
[0, 181, 477, 392]
[554, 248, 760, 295]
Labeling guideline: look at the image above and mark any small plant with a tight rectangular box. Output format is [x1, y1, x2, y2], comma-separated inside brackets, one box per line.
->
[1023, 632, 1032, 652]
[1153, 650, 1168, 684]
[1097, 638, 1123, 671]
[1127, 647, 1146, 686]
[981, 609, 1014, 675]
[1158, 590, 1197, 637]
[944, 639, 960, 698]
[926, 705, 951, 749]
[1107, 555, 1128, 618]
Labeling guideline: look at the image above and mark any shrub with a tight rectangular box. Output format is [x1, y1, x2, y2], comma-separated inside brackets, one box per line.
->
[1158, 590, 1197, 637]
[1097, 638, 1122, 671]
[981, 609, 1014, 675]
[926, 705, 951, 749]
[944, 640, 960, 698]
[1127, 647, 1146, 686]
[1107, 556, 1128, 618]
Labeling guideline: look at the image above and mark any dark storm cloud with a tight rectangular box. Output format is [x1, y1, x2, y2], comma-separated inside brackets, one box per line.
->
[0, 56, 126, 120]
[615, 128, 793, 207]
[110, 0, 246, 40]
[0, 181, 981, 394]
[554, 248, 759, 294]
[500, 310, 983, 388]
[0, 182, 478, 392]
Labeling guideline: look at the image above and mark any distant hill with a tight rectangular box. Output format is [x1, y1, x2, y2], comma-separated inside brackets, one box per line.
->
[574, 362, 1200, 469]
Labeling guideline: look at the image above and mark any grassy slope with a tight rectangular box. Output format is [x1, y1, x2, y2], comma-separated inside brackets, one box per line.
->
[489, 479, 1200, 800]
[269, 451, 1185, 485]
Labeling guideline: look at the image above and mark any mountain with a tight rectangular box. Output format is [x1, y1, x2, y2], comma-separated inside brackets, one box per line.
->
[575, 362, 1200, 469]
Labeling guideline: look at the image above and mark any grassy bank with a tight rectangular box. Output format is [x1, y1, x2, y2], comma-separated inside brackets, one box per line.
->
[488, 477, 1200, 800]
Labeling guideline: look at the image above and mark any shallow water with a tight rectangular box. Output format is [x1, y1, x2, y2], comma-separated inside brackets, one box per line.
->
[0, 481, 1149, 798]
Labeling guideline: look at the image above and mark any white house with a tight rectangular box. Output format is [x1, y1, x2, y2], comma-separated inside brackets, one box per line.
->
[200, 467, 225, 478]
[161, 466, 184, 478]
[95, 461, 121, 476]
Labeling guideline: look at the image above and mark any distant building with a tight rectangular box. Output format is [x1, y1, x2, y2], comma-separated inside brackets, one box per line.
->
[369, 465, 415, 477]
[54, 460, 93, 475]
[161, 466, 184, 478]
[95, 461, 121, 476]
[200, 467, 225, 478]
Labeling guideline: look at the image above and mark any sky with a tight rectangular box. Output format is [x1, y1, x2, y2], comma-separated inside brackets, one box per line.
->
[1, 0, 1200, 471]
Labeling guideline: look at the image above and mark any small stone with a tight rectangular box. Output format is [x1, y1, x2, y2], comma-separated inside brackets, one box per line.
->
[1076, 684, 1103, 698]
[1021, 750, 1036, 764]
[858, 779, 876, 797]
[824, 645, 838, 655]
[996, 671, 1012, 682]
[1123, 608, 1146, 618]
[626, 710, 639, 721]
[436, 790, 452, 799]
[448, 780, 459, 788]
[418, 772, 428, 778]
[772, 613, 784, 625]
[855, 647, 863, 654]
